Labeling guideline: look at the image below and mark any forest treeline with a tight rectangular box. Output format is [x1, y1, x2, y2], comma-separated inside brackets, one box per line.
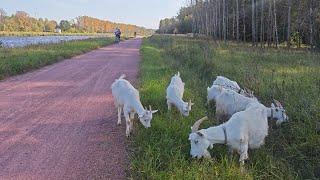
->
[0, 9, 154, 36]
[158, 0, 320, 49]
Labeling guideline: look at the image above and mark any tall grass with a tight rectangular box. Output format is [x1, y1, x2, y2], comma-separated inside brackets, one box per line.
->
[130, 35, 320, 179]
[0, 38, 113, 80]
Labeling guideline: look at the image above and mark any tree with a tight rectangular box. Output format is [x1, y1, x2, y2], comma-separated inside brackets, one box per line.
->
[59, 20, 71, 32]
[261, 0, 265, 47]
[287, 0, 292, 48]
[236, 0, 240, 41]
[309, 0, 314, 49]
[0, 8, 6, 23]
[44, 19, 57, 32]
[243, 0, 246, 42]
[252, 0, 256, 46]
[267, 0, 272, 47]
[160, 0, 320, 51]
[273, 0, 279, 48]
[223, 0, 227, 42]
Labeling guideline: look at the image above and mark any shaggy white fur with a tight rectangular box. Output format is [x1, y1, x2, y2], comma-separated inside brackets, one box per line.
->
[189, 102, 268, 165]
[166, 72, 194, 116]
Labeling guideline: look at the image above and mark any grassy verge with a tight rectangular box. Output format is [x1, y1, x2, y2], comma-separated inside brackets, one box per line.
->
[0, 38, 113, 80]
[0, 31, 113, 37]
[130, 35, 320, 179]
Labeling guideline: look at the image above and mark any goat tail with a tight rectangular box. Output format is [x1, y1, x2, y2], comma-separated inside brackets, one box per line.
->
[119, 74, 126, 79]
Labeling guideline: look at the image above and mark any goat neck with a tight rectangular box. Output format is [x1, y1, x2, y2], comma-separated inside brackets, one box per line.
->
[132, 99, 145, 116]
[202, 124, 227, 145]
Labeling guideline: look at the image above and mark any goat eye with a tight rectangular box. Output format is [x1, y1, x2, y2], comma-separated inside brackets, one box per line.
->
[275, 109, 279, 112]
[194, 140, 198, 144]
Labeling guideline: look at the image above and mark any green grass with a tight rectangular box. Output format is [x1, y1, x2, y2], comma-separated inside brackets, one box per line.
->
[0, 38, 113, 80]
[130, 35, 320, 179]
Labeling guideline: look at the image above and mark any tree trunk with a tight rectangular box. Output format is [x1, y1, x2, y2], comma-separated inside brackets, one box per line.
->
[233, 7, 235, 39]
[191, 0, 196, 34]
[206, 8, 210, 36]
[273, 0, 279, 48]
[226, 1, 229, 40]
[236, 0, 240, 41]
[267, 0, 272, 47]
[214, 0, 218, 38]
[296, 0, 301, 48]
[252, 0, 256, 46]
[223, 0, 226, 42]
[243, 0, 246, 42]
[287, 0, 292, 48]
[260, 0, 265, 47]
[309, 0, 314, 50]
[218, 0, 222, 39]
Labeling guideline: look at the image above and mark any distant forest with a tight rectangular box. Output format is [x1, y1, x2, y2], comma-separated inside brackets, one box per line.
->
[158, 0, 320, 49]
[0, 9, 154, 36]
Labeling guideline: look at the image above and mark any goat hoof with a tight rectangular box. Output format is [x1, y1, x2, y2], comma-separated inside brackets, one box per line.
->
[240, 166, 246, 174]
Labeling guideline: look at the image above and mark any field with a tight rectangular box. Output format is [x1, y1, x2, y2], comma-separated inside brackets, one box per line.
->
[0, 38, 113, 80]
[130, 35, 320, 179]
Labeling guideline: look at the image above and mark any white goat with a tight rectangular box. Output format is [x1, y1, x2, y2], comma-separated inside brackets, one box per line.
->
[213, 76, 255, 98]
[207, 85, 288, 124]
[166, 72, 194, 116]
[189, 101, 282, 166]
[111, 74, 158, 137]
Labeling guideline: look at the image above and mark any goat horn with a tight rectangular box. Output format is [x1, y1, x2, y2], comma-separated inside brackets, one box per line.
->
[273, 99, 282, 107]
[191, 116, 208, 133]
[149, 105, 152, 111]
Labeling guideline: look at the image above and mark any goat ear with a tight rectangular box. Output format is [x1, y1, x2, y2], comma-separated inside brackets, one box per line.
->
[151, 110, 158, 114]
[196, 132, 204, 137]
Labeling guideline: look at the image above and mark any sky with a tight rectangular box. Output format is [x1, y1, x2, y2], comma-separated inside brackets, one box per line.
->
[1, 0, 186, 29]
